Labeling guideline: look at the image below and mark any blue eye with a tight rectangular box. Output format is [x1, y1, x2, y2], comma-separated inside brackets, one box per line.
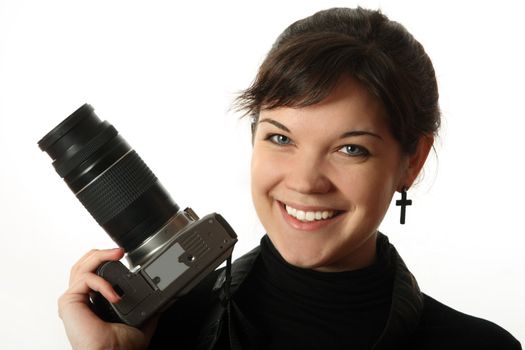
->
[338, 145, 369, 157]
[268, 134, 292, 145]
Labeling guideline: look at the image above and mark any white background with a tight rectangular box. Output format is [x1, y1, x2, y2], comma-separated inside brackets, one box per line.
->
[1, 0, 524, 348]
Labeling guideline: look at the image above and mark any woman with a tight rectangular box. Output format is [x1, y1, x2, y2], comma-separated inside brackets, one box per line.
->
[58, 7, 521, 349]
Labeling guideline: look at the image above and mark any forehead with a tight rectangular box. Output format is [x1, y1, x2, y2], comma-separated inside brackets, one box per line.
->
[259, 76, 389, 134]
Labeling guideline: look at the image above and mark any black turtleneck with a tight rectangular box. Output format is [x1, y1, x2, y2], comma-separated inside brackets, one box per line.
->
[233, 235, 395, 349]
[148, 233, 521, 349]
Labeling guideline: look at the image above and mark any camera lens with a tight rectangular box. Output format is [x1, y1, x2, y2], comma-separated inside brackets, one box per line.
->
[38, 104, 179, 253]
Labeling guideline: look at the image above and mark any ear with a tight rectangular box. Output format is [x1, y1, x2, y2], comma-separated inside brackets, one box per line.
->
[397, 135, 434, 191]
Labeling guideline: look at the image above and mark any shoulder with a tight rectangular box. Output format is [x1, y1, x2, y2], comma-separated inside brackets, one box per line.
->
[409, 294, 521, 349]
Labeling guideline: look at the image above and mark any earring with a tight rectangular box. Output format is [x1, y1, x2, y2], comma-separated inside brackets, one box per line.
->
[395, 187, 412, 224]
[250, 115, 257, 136]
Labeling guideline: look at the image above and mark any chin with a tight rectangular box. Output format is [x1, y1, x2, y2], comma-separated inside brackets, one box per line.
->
[271, 235, 335, 270]
[270, 229, 378, 272]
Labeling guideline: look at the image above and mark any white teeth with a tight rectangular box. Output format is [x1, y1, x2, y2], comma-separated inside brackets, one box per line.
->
[284, 204, 336, 222]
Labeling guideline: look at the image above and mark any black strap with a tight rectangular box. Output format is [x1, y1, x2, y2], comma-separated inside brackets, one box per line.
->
[222, 254, 243, 350]
[224, 255, 232, 303]
[228, 302, 243, 350]
[224, 254, 265, 350]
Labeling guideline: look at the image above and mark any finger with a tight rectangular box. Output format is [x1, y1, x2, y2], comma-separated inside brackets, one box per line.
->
[70, 248, 124, 284]
[74, 248, 124, 272]
[68, 272, 121, 304]
[58, 292, 104, 322]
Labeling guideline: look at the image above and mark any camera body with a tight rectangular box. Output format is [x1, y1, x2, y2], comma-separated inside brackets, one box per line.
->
[95, 210, 236, 327]
[38, 104, 237, 327]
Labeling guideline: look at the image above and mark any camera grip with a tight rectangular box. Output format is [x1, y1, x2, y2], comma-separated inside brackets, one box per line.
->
[94, 260, 155, 326]
[88, 261, 127, 323]
[89, 290, 122, 323]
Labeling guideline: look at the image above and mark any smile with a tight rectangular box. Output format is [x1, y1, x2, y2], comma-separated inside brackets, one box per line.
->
[284, 203, 338, 222]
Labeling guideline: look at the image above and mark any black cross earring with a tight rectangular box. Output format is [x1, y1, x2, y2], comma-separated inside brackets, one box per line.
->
[395, 187, 412, 224]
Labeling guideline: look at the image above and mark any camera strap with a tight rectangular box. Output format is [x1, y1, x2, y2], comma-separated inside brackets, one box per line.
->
[224, 254, 232, 302]
[223, 254, 242, 349]
[223, 254, 264, 349]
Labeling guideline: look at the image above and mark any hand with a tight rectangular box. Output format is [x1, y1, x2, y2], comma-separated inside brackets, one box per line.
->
[58, 248, 158, 350]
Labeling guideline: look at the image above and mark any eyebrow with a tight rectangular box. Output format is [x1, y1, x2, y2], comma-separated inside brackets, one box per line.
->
[258, 118, 290, 132]
[258, 118, 383, 141]
[340, 130, 383, 141]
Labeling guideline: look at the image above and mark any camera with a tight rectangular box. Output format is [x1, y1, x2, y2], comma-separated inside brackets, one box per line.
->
[38, 104, 237, 327]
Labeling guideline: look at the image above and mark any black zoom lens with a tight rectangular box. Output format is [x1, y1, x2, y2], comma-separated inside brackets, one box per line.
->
[38, 104, 179, 252]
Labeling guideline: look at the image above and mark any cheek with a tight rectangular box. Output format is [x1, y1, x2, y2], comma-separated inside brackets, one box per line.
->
[250, 147, 282, 204]
[250, 148, 286, 234]
[336, 163, 397, 213]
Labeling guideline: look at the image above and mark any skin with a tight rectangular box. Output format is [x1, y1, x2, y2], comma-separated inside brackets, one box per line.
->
[251, 76, 433, 272]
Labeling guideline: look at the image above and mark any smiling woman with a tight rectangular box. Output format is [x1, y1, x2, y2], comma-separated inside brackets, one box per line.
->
[56, 6, 521, 350]
[250, 77, 425, 273]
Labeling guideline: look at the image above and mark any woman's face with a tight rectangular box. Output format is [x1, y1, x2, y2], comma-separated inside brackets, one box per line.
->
[251, 77, 412, 272]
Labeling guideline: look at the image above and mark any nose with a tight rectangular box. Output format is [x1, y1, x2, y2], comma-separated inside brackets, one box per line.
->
[285, 153, 333, 194]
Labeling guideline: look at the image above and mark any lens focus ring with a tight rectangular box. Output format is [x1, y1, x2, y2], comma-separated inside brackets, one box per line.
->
[76, 150, 157, 225]
[54, 123, 117, 178]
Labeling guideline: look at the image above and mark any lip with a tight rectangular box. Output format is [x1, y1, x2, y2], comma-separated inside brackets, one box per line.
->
[277, 200, 344, 231]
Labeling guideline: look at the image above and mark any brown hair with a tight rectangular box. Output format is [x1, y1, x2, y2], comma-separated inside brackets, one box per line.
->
[235, 7, 440, 154]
